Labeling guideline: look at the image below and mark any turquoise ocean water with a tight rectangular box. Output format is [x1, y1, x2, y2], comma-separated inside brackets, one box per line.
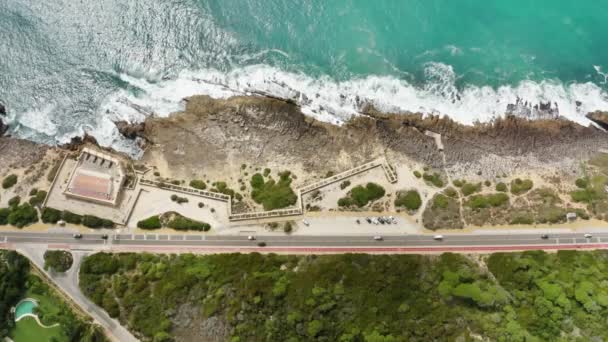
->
[1, 0, 608, 154]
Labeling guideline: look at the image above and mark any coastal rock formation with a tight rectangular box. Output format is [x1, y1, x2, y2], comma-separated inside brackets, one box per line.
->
[0, 118, 7, 136]
[142, 95, 608, 179]
[114, 120, 147, 141]
[586, 111, 608, 130]
[0, 102, 6, 116]
[60, 134, 99, 151]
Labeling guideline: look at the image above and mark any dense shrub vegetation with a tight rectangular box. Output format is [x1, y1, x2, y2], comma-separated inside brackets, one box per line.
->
[44, 250, 73, 272]
[137, 213, 210, 231]
[460, 182, 481, 196]
[167, 216, 210, 231]
[80, 251, 608, 341]
[2, 174, 18, 189]
[338, 182, 385, 208]
[423, 172, 444, 187]
[250, 171, 297, 210]
[41, 208, 62, 224]
[137, 216, 162, 230]
[82, 215, 114, 229]
[510, 178, 534, 195]
[189, 180, 206, 190]
[7, 204, 38, 228]
[465, 193, 509, 209]
[495, 182, 507, 192]
[28, 190, 47, 207]
[0, 251, 29, 337]
[394, 190, 422, 211]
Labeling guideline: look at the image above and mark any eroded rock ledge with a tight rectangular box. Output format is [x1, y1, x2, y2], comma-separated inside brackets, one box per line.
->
[140, 95, 608, 177]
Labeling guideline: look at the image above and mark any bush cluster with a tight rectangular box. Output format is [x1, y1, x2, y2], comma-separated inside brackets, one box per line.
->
[461, 182, 481, 196]
[44, 250, 73, 272]
[495, 182, 507, 192]
[510, 178, 533, 195]
[575, 178, 588, 189]
[167, 216, 210, 231]
[28, 190, 47, 207]
[338, 183, 385, 207]
[339, 180, 351, 190]
[394, 190, 422, 211]
[2, 174, 18, 189]
[250, 171, 297, 211]
[189, 180, 207, 190]
[137, 216, 162, 230]
[7, 204, 39, 228]
[423, 173, 444, 187]
[170, 194, 189, 204]
[82, 215, 114, 229]
[465, 193, 509, 209]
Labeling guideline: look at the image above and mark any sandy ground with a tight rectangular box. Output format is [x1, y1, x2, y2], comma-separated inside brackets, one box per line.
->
[125, 186, 230, 230]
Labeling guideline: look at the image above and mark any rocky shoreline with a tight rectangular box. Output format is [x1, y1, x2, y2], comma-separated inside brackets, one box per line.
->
[2, 94, 608, 180]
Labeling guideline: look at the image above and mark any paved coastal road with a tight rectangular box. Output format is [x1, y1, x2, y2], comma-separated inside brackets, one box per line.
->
[2, 231, 608, 253]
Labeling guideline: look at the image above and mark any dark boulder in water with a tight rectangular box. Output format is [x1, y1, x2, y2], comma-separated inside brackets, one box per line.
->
[0, 101, 6, 116]
[586, 111, 608, 130]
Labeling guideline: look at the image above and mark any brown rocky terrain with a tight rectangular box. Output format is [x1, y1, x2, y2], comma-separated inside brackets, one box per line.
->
[136, 95, 608, 181]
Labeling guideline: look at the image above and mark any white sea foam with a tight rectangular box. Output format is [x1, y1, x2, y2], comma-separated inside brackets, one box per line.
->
[101, 62, 608, 130]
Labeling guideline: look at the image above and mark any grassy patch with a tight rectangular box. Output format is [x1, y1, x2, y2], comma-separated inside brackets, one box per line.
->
[10, 316, 63, 342]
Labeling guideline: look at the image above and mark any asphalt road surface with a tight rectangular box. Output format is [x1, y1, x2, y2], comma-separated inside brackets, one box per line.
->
[2, 231, 608, 250]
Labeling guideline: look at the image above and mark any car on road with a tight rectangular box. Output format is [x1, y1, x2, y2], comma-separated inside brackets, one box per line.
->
[101, 234, 108, 240]
[371, 218, 379, 225]
[373, 236, 383, 241]
[247, 235, 256, 241]
[73, 233, 82, 239]
[302, 220, 310, 226]
[356, 219, 361, 224]
[365, 217, 372, 224]
[540, 234, 549, 239]
[433, 235, 444, 240]
[257, 241, 267, 247]
[584, 233, 593, 239]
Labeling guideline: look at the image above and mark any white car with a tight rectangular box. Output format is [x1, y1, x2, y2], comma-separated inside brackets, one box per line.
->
[371, 218, 379, 225]
[302, 220, 310, 226]
[373, 236, 383, 241]
[433, 235, 444, 240]
[247, 236, 256, 241]
[584, 233, 593, 239]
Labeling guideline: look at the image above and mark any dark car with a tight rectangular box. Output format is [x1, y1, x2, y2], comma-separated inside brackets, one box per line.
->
[257, 242, 267, 247]
[540, 234, 549, 239]
[73, 233, 82, 239]
[101, 234, 109, 240]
